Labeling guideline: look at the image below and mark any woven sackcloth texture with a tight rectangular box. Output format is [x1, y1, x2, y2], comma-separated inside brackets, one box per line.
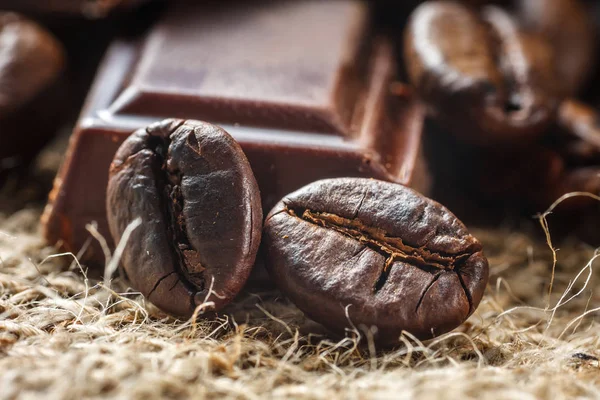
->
[1, 145, 600, 400]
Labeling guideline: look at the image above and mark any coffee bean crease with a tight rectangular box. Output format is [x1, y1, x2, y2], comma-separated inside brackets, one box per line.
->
[263, 178, 489, 345]
[107, 119, 262, 317]
[286, 206, 477, 299]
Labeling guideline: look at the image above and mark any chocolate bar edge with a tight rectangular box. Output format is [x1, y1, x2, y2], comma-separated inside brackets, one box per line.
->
[42, 19, 427, 265]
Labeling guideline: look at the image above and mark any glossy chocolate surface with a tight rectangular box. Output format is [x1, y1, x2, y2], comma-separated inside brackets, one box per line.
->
[42, 0, 425, 264]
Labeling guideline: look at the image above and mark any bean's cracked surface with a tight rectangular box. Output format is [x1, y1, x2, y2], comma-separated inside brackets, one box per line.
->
[107, 119, 262, 318]
[263, 178, 489, 344]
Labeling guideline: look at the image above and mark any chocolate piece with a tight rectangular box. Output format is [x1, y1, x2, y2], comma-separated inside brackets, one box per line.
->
[107, 119, 262, 317]
[0, 12, 65, 173]
[263, 178, 489, 345]
[0, 0, 149, 18]
[42, 1, 426, 265]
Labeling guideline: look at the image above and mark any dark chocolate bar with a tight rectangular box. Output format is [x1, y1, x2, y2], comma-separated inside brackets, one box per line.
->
[42, 0, 426, 264]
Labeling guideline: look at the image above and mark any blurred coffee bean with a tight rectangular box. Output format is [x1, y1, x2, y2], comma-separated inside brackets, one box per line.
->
[555, 99, 600, 166]
[548, 168, 600, 210]
[404, 1, 560, 147]
[514, 0, 596, 96]
[475, 147, 564, 208]
[0, 12, 66, 176]
[0, 0, 151, 18]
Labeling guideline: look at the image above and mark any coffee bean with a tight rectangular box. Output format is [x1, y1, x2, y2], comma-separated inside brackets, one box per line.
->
[542, 101, 600, 211]
[515, 0, 595, 95]
[263, 178, 489, 344]
[551, 168, 600, 209]
[404, 1, 560, 146]
[0, 12, 65, 167]
[473, 147, 565, 208]
[556, 99, 600, 166]
[107, 119, 262, 317]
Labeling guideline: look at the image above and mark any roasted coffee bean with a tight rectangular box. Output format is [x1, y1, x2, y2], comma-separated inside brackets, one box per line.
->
[1, 0, 148, 18]
[549, 168, 600, 210]
[556, 100, 600, 166]
[107, 119, 262, 318]
[0, 12, 65, 168]
[515, 0, 595, 95]
[473, 147, 564, 208]
[550, 101, 600, 210]
[404, 1, 560, 146]
[263, 178, 489, 344]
